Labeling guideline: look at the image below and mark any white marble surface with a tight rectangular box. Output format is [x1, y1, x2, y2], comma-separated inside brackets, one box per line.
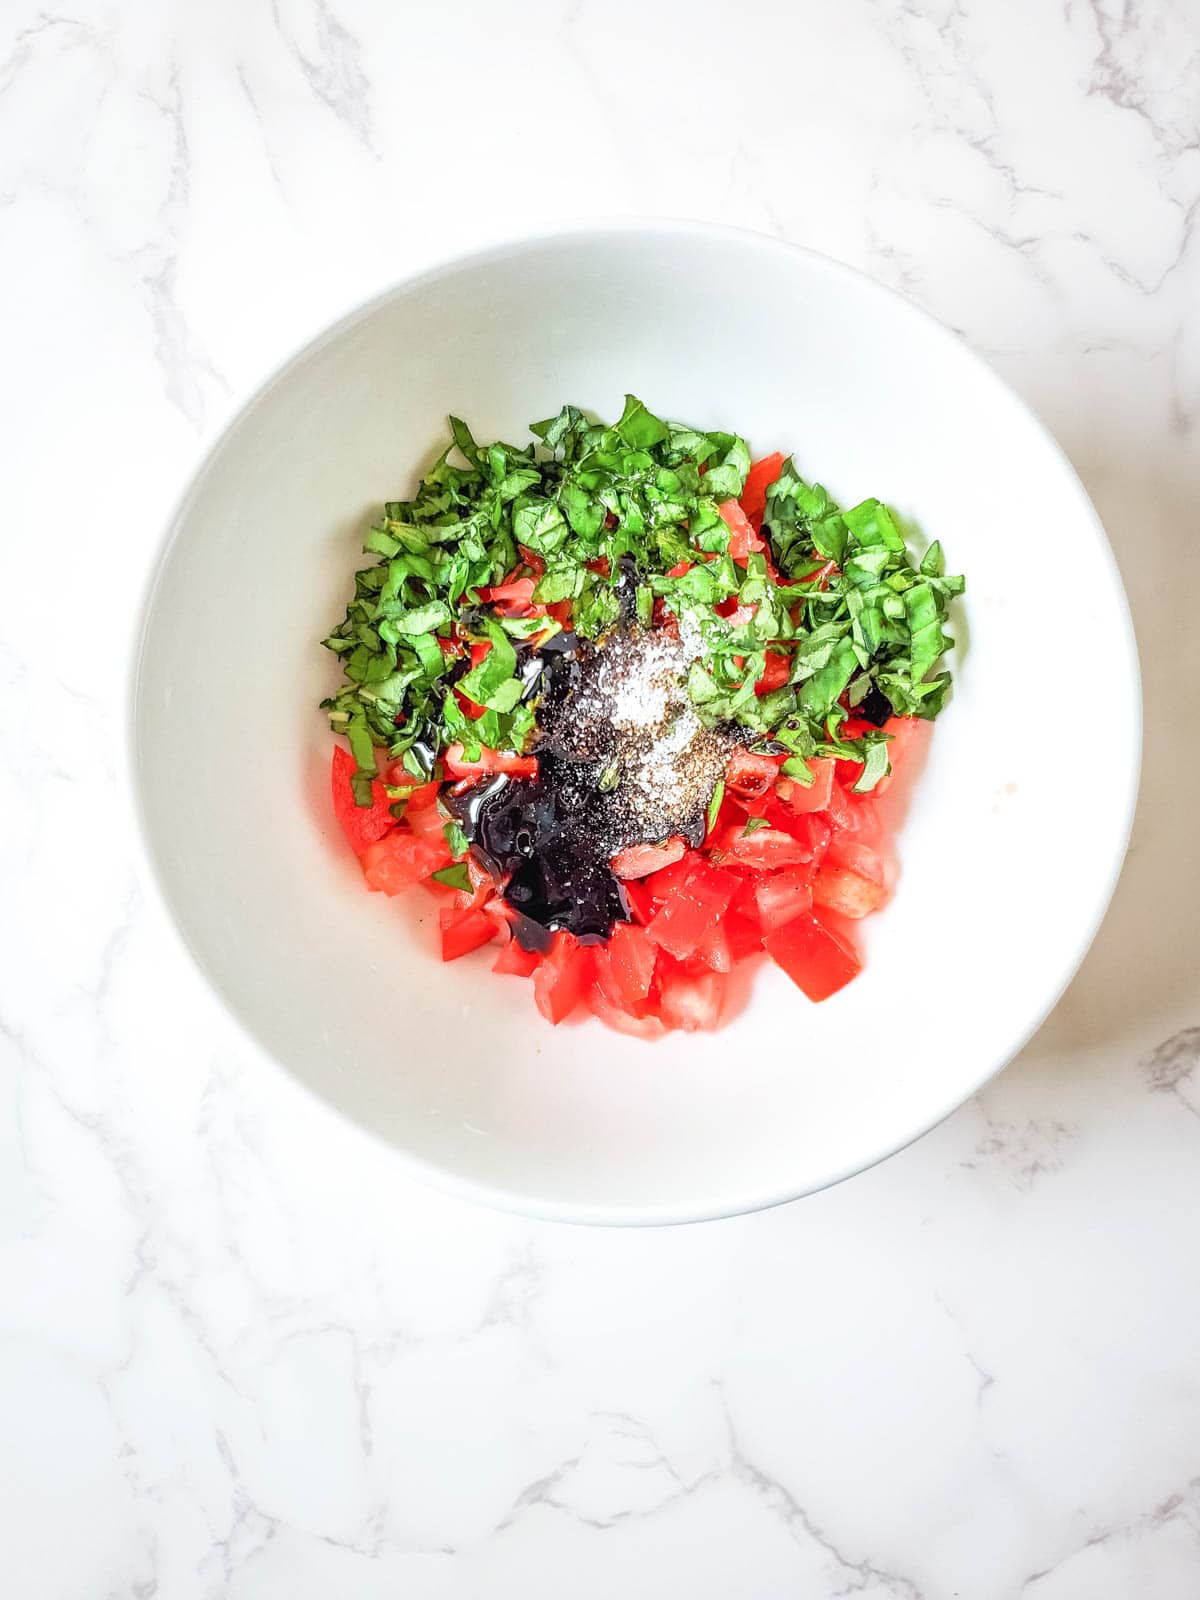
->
[2, 0, 1198, 1593]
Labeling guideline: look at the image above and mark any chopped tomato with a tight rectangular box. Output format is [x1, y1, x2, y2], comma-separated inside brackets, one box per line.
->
[727, 826, 813, 870]
[812, 840, 887, 919]
[443, 743, 538, 781]
[755, 651, 791, 696]
[646, 859, 739, 960]
[665, 560, 694, 579]
[693, 920, 733, 973]
[532, 931, 590, 1024]
[657, 959, 727, 1032]
[739, 452, 785, 529]
[763, 911, 862, 1002]
[726, 748, 784, 801]
[644, 852, 699, 903]
[606, 921, 657, 1009]
[775, 758, 835, 814]
[479, 576, 536, 611]
[361, 828, 451, 894]
[439, 905, 499, 961]
[718, 499, 765, 564]
[493, 935, 540, 977]
[611, 837, 687, 879]
[753, 868, 815, 932]
[330, 746, 396, 856]
[621, 877, 656, 926]
[584, 984, 665, 1039]
[405, 793, 452, 846]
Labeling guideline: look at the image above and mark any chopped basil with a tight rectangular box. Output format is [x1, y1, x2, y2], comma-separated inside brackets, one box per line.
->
[323, 397, 962, 803]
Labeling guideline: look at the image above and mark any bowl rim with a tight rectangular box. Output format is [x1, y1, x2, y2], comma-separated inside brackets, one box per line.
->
[125, 217, 1143, 1227]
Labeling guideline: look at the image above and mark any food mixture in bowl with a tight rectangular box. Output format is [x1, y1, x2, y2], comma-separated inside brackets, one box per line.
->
[321, 396, 963, 1036]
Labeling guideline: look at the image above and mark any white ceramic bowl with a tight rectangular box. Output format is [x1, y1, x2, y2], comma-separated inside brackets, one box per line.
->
[130, 222, 1139, 1225]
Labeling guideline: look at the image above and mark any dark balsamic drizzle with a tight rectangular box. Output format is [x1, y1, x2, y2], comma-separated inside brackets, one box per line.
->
[444, 619, 728, 951]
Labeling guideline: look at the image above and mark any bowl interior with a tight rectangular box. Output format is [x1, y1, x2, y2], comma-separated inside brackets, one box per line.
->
[132, 226, 1138, 1223]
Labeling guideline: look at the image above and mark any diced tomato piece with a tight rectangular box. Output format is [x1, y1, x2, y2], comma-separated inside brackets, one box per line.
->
[607, 921, 657, 1009]
[361, 828, 451, 894]
[492, 935, 540, 977]
[725, 907, 764, 962]
[665, 560, 694, 579]
[763, 912, 862, 1002]
[621, 878, 656, 926]
[726, 748, 785, 801]
[611, 836, 687, 879]
[754, 868, 815, 932]
[330, 746, 396, 856]
[405, 794, 452, 847]
[443, 743, 538, 781]
[775, 758, 835, 814]
[479, 577, 536, 612]
[812, 840, 887, 919]
[739, 452, 785, 529]
[755, 650, 791, 696]
[438, 906, 498, 961]
[657, 960, 727, 1032]
[820, 781, 858, 832]
[532, 931, 590, 1024]
[693, 920, 733, 973]
[644, 852, 700, 903]
[646, 860, 739, 960]
[717, 499, 765, 564]
[584, 984, 666, 1039]
[727, 826, 812, 870]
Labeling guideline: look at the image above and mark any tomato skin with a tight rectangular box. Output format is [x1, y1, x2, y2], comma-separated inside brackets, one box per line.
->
[532, 932, 591, 1024]
[775, 758, 835, 815]
[610, 837, 687, 879]
[763, 912, 862, 1001]
[739, 452, 786, 528]
[361, 828, 451, 894]
[439, 906, 498, 961]
[331, 746, 396, 855]
[443, 743, 538, 781]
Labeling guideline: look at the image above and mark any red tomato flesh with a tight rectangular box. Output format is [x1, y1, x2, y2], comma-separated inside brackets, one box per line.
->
[763, 912, 862, 1002]
[646, 860, 739, 960]
[739, 452, 785, 528]
[532, 932, 590, 1024]
[331, 746, 396, 856]
[493, 937, 540, 977]
[753, 868, 815, 932]
[610, 837, 687, 879]
[361, 829, 451, 894]
[812, 840, 887, 919]
[439, 906, 498, 961]
[443, 743, 538, 781]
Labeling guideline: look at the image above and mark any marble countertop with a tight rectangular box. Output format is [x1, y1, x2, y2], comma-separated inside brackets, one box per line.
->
[3, 0, 1198, 1594]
